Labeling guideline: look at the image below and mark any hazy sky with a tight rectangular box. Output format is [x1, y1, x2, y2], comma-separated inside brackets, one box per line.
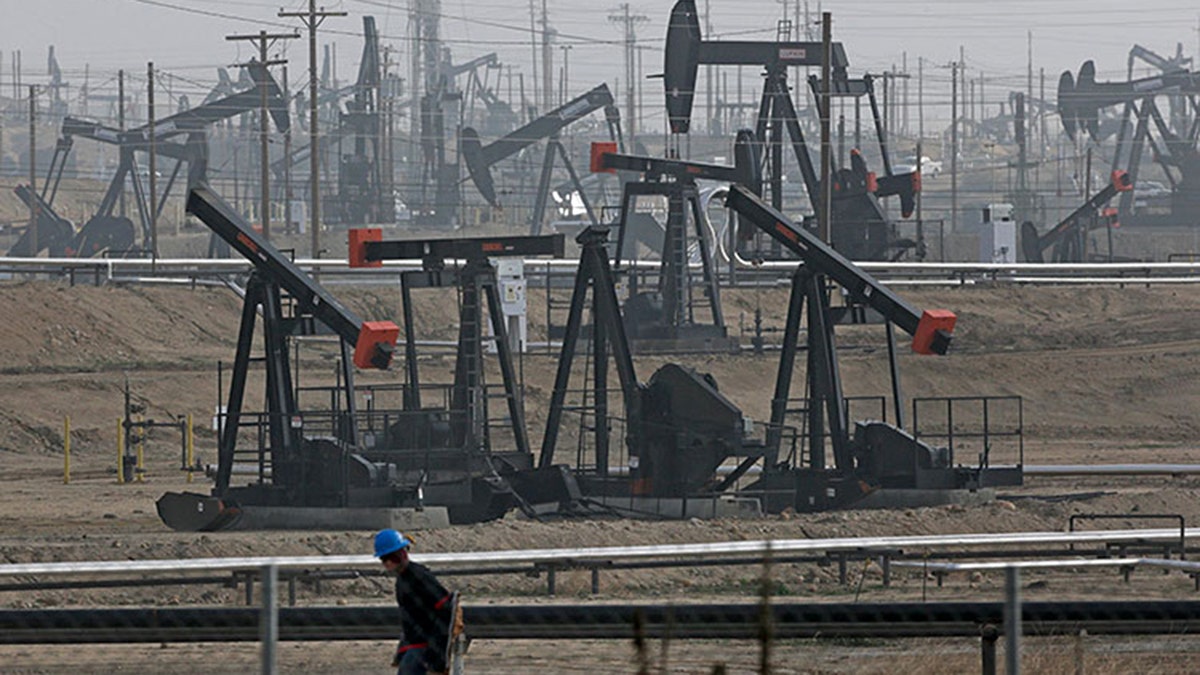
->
[6, 0, 1200, 130]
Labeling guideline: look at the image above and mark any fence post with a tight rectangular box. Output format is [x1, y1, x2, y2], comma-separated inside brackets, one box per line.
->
[260, 563, 278, 675]
[136, 430, 145, 482]
[63, 417, 71, 484]
[980, 623, 999, 675]
[1004, 566, 1021, 675]
[186, 413, 195, 484]
[1074, 628, 1087, 675]
[116, 419, 124, 484]
[759, 541, 774, 675]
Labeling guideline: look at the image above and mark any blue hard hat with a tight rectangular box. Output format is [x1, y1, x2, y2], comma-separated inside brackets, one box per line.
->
[374, 529, 411, 558]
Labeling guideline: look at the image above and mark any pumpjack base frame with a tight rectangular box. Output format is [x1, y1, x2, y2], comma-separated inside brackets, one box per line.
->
[629, 335, 741, 355]
[587, 495, 764, 520]
[155, 492, 451, 532]
[748, 467, 1018, 515]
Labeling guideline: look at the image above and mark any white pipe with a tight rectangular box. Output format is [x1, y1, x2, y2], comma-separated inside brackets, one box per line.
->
[8, 256, 1200, 286]
[3, 528, 1200, 577]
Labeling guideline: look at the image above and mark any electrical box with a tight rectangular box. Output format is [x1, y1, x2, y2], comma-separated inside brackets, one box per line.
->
[493, 258, 527, 353]
[980, 203, 1017, 263]
[289, 201, 307, 234]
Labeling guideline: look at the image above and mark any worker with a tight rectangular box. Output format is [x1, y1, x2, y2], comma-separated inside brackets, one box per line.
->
[375, 528, 459, 675]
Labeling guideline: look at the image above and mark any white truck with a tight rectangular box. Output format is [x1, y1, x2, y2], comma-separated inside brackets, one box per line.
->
[896, 155, 942, 178]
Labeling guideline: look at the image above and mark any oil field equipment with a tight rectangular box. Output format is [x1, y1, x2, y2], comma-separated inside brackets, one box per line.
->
[980, 203, 1018, 264]
[725, 184, 1022, 511]
[537, 199, 1017, 517]
[1020, 170, 1133, 263]
[347, 229, 581, 524]
[157, 185, 400, 531]
[589, 130, 759, 352]
[331, 16, 389, 226]
[1058, 55, 1200, 228]
[9, 60, 289, 258]
[537, 225, 766, 515]
[662, 0, 920, 262]
[460, 83, 620, 234]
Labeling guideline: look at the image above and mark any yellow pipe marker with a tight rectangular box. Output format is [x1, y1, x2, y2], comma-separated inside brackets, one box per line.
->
[136, 424, 145, 483]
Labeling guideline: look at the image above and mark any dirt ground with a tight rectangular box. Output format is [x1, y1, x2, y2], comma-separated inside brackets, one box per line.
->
[3, 276, 1200, 673]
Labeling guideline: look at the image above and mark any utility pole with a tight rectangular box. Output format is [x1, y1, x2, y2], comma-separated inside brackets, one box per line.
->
[528, 0, 539, 109]
[225, 29, 297, 242]
[979, 73, 985, 130]
[704, 0, 713, 134]
[916, 56, 925, 259]
[1039, 67, 1047, 176]
[609, 4, 648, 140]
[959, 45, 967, 134]
[950, 57, 958, 232]
[118, 70, 126, 218]
[148, 62, 157, 258]
[279, 1, 345, 259]
[379, 48, 394, 225]
[283, 64, 293, 234]
[819, 12, 832, 244]
[1027, 30, 1034, 146]
[559, 44, 572, 106]
[541, 0, 554, 112]
[878, 67, 910, 142]
[902, 52, 908, 138]
[28, 86, 37, 256]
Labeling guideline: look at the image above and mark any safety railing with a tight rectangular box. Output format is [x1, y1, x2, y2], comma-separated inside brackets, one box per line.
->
[8, 535, 1200, 674]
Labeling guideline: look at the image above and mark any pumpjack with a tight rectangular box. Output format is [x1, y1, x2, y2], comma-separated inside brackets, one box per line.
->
[589, 130, 759, 351]
[725, 185, 1021, 510]
[1058, 57, 1200, 227]
[331, 16, 390, 226]
[158, 184, 580, 529]
[540, 186, 1019, 515]
[270, 16, 408, 227]
[663, 0, 920, 261]
[347, 229, 580, 523]
[537, 225, 764, 508]
[157, 185, 399, 531]
[461, 83, 621, 234]
[9, 61, 288, 258]
[1020, 171, 1134, 262]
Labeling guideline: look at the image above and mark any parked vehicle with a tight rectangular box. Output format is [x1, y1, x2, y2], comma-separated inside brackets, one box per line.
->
[895, 155, 942, 178]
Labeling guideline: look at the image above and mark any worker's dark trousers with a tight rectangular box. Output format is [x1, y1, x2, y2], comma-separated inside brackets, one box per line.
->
[397, 646, 429, 675]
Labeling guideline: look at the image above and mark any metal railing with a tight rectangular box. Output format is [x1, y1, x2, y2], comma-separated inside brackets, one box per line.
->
[8, 255, 1200, 288]
[8, 537, 1200, 674]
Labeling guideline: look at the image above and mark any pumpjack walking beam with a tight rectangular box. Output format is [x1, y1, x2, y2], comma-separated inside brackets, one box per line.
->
[724, 184, 954, 470]
[1020, 170, 1133, 263]
[461, 83, 618, 233]
[188, 186, 399, 495]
